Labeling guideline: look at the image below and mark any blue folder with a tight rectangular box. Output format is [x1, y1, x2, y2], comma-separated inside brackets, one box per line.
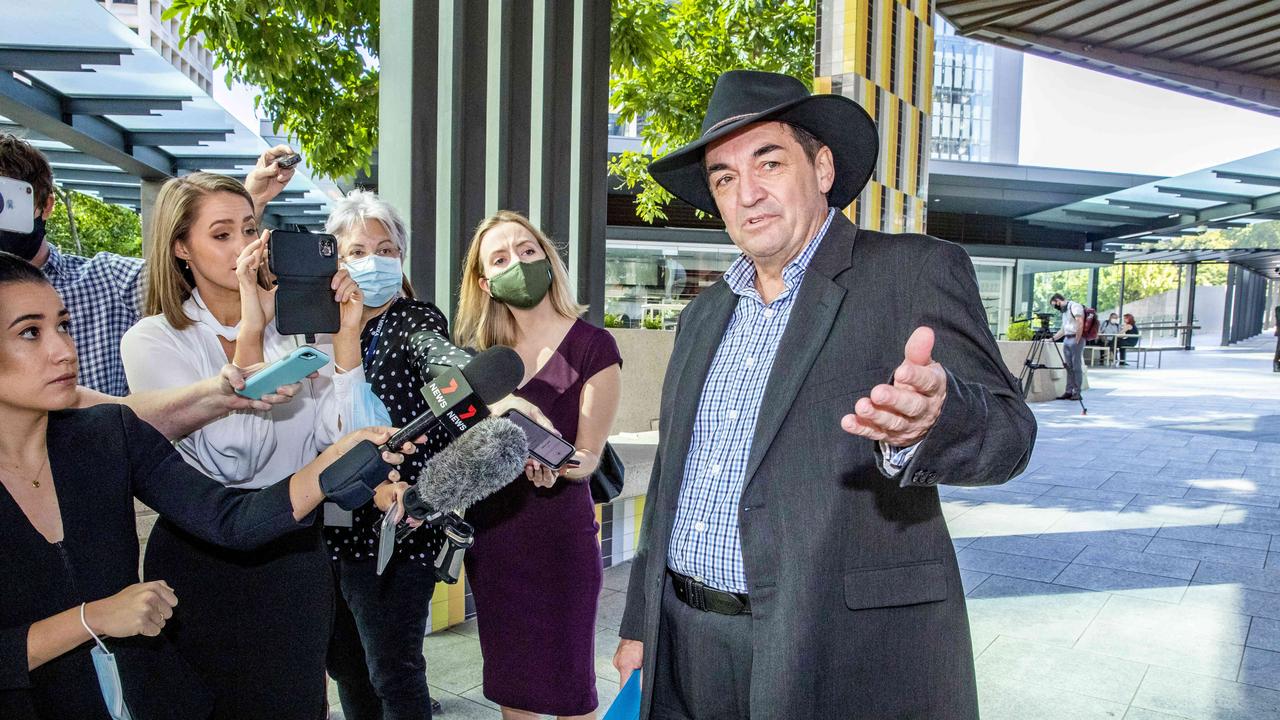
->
[603, 671, 642, 720]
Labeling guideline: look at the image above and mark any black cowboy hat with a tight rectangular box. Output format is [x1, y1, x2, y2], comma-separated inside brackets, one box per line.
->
[647, 70, 879, 217]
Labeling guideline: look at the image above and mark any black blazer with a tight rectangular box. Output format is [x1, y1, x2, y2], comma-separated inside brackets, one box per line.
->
[620, 215, 1037, 719]
[0, 405, 310, 720]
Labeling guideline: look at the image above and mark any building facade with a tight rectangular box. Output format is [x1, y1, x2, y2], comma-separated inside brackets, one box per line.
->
[99, 0, 214, 94]
[931, 16, 1022, 164]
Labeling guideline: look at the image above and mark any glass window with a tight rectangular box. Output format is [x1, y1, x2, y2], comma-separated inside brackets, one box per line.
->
[604, 242, 741, 328]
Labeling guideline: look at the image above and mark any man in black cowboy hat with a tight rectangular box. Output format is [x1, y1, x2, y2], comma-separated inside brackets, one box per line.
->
[612, 70, 1036, 719]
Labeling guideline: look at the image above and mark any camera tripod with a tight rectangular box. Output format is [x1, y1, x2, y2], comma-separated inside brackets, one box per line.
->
[1019, 330, 1087, 415]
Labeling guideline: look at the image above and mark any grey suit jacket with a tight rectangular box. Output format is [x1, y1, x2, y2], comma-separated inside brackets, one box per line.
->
[619, 215, 1037, 719]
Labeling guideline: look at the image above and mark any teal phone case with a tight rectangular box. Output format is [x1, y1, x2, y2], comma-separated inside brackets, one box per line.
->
[237, 346, 331, 400]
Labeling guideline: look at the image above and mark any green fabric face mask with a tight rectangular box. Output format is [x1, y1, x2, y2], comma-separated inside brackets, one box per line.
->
[488, 258, 553, 309]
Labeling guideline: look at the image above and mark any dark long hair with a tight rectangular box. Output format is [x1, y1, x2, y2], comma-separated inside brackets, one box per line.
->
[0, 250, 49, 286]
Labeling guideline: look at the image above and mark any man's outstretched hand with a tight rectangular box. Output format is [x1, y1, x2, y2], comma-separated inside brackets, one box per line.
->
[841, 326, 946, 447]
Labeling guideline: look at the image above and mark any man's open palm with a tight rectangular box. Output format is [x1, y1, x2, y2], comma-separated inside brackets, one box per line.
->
[841, 326, 946, 447]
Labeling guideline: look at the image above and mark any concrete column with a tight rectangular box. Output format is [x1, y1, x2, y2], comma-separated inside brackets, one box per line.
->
[138, 177, 164, 253]
[378, 0, 610, 320]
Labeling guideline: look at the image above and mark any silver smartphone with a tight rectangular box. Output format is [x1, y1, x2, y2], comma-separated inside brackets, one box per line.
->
[0, 176, 35, 234]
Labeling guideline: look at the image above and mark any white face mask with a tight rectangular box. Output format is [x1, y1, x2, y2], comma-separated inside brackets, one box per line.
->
[81, 603, 133, 720]
[343, 255, 403, 307]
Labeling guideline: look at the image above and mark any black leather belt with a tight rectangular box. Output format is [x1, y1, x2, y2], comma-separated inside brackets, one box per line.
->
[667, 569, 751, 615]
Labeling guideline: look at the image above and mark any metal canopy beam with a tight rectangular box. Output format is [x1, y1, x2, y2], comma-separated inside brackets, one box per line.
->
[172, 155, 259, 171]
[1105, 199, 1199, 214]
[54, 167, 138, 185]
[63, 96, 188, 116]
[0, 47, 127, 72]
[127, 129, 231, 146]
[1155, 185, 1256, 203]
[1214, 170, 1280, 188]
[0, 71, 175, 179]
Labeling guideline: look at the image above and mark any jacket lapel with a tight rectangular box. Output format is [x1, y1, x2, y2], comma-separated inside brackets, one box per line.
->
[742, 216, 856, 487]
[660, 281, 738, 510]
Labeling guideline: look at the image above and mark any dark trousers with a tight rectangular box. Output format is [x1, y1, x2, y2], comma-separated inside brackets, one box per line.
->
[650, 579, 753, 720]
[1118, 336, 1138, 361]
[327, 557, 437, 720]
[144, 518, 332, 720]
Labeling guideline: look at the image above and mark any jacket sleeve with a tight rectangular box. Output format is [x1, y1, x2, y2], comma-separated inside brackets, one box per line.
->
[0, 625, 31, 690]
[619, 446, 661, 640]
[122, 406, 311, 550]
[875, 240, 1037, 488]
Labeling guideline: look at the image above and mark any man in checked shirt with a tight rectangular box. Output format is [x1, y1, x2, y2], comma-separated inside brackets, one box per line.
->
[613, 71, 1037, 720]
[0, 133, 295, 396]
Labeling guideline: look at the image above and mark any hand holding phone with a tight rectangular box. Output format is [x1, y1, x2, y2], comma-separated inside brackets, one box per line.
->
[237, 346, 331, 400]
[275, 153, 302, 170]
[504, 409, 576, 470]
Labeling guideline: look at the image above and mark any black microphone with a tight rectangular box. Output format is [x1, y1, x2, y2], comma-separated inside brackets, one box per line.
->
[402, 415, 529, 522]
[379, 345, 524, 452]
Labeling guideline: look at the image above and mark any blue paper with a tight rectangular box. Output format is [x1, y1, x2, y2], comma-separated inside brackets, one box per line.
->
[603, 671, 641, 720]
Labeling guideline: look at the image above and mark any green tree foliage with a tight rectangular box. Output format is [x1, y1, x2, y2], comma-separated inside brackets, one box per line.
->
[165, 0, 379, 179]
[609, 0, 815, 222]
[44, 190, 142, 258]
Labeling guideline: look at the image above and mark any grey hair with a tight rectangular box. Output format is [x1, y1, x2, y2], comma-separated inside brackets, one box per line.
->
[325, 189, 408, 255]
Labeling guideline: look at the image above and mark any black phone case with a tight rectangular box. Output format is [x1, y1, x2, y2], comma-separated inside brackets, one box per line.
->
[269, 230, 341, 336]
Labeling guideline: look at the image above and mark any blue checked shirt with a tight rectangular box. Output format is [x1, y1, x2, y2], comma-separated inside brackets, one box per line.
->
[667, 209, 916, 593]
[42, 244, 145, 396]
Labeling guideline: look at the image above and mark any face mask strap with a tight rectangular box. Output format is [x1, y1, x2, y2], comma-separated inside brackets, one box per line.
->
[80, 603, 110, 654]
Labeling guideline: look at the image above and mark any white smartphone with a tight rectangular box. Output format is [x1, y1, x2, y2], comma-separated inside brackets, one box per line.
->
[0, 176, 35, 234]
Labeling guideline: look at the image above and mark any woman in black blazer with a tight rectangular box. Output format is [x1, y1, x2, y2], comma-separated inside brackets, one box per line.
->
[0, 252, 410, 720]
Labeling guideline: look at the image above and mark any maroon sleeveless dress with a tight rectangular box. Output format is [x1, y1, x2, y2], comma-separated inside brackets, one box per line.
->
[464, 319, 622, 715]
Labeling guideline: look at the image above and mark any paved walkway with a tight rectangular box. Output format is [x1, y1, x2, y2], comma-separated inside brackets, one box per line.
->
[347, 334, 1280, 719]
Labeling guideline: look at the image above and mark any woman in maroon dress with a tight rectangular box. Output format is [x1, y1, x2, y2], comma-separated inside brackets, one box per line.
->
[454, 211, 622, 720]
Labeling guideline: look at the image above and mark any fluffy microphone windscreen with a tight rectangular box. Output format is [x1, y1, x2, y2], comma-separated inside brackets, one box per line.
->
[414, 416, 529, 512]
[458, 345, 524, 404]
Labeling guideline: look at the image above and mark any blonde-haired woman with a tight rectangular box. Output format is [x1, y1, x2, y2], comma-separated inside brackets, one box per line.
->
[120, 172, 365, 720]
[456, 210, 622, 720]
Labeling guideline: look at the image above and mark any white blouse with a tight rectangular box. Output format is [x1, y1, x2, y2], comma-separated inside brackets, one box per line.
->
[121, 290, 358, 489]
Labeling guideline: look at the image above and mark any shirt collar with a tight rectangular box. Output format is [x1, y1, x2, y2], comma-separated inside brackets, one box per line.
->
[722, 207, 837, 301]
[41, 243, 64, 276]
[183, 288, 242, 341]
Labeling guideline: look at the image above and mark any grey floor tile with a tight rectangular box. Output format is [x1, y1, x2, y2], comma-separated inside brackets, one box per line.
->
[966, 575, 1110, 647]
[976, 674, 1131, 720]
[1240, 647, 1280, 692]
[945, 485, 1049, 505]
[1054, 563, 1189, 604]
[1100, 473, 1190, 499]
[1145, 536, 1268, 569]
[1156, 524, 1273, 550]
[422, 632, 486, 695]
[959, 569, 991, 594]
[1092, 594, 1252, 646]
[1249, 618, 1280, 653]
[1193, 561, 1280, 594]
[1269, 552, 1280, 570]
[1044, 484, 1139, 506]
[973, 636, 1148, 704]
[1075, 544, 1201, 580]
[1076, 615, 1245, 681]
[1132, 665, 1280, 720]
[431, 687, 502, 719]
[1122, 707, 1192, 720]
[956, 547, 1069, 583]
[970, 534, 1087, 562]
[1041, 529, 1155, 552]
[459, 685, 499, 711]
[1020, 468, 1113, 490]
[603, 562, 632, 593]
[1186, 486, 1280, 508]
[1182, 582, 1280, 622]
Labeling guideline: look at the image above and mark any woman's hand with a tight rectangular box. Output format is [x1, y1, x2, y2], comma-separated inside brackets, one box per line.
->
[330, 426, 418, 469]
[84, 581, 178, 639]
[373, 480, 425, 529]
[488, 395, 556, 431]
[235, 233, 276, 330]
[333, 268, 366, 335]
[525, 458, 558, 488]
[559, 449, 597, 480]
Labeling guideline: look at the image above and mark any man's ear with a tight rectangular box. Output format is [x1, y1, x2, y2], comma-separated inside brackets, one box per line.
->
[40, 194, 55, 220]
[814, 145, 835, 196]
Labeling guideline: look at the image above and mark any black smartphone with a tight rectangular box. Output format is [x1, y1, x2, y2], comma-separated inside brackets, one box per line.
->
[504, 409, 576, 470]
[275, 153, 302, 169]
[267, 230, 340, 336]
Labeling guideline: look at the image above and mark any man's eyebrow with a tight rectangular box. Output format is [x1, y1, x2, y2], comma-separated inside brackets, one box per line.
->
[707, 161, 730, 175]
[753, 143, 784, 158]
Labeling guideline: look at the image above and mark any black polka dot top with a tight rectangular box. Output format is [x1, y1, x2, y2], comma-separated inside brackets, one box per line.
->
[322, 297, 473, 566]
